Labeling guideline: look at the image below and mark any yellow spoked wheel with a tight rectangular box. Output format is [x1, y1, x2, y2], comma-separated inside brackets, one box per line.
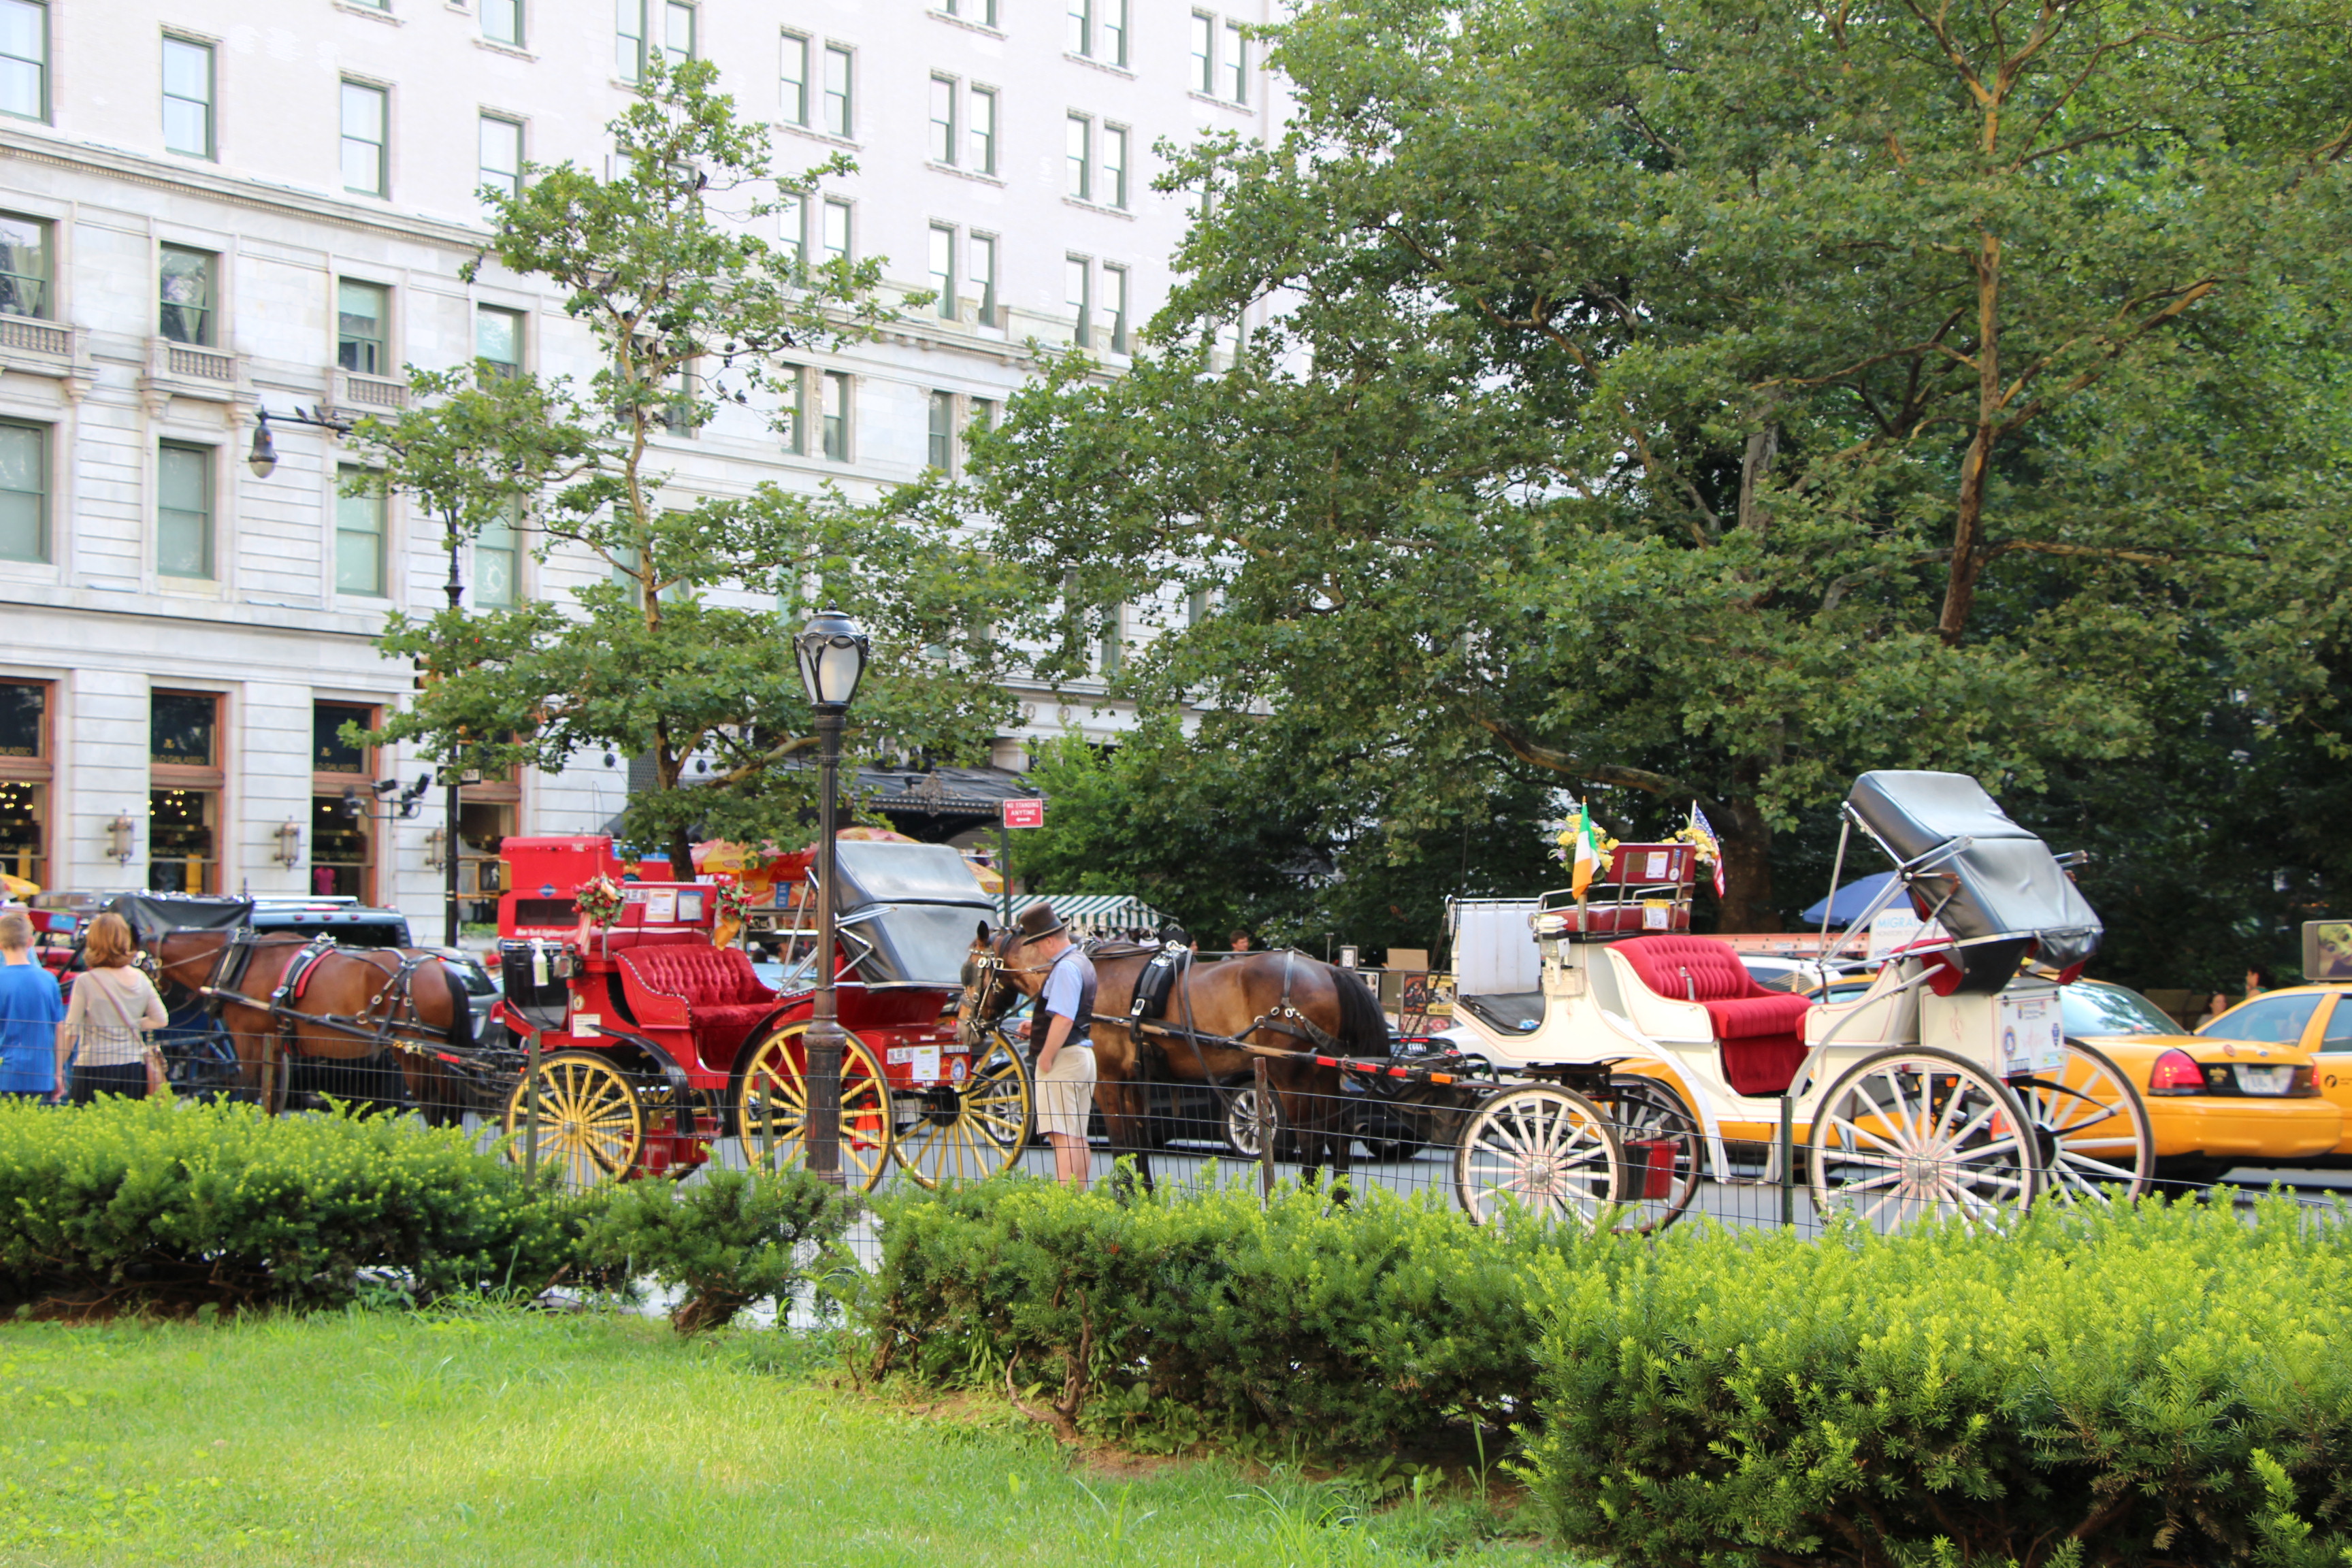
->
[736, 1024, 896, 1192]
[895, 1030, 1034, 1188]
[503, 1050, 645, 1191]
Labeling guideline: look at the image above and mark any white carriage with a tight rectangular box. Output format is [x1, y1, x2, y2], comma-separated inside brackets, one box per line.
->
[1436, 770, 2153, 1231]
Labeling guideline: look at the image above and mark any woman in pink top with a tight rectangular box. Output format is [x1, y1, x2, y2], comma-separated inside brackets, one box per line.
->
[60, 912, 169, 1104]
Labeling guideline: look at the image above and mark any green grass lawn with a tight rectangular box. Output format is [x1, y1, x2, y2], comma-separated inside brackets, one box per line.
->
[0, 1309, 1534, 1567]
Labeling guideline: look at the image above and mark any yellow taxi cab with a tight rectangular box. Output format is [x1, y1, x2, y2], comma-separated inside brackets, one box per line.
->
[2193, 985, 2352, 1158]
[2063, 981, 2341, 1181]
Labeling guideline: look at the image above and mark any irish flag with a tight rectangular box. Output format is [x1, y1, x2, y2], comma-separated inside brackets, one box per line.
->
[1569, 804, 1607, 898]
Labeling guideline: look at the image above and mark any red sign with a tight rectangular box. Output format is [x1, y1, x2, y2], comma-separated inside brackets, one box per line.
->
[1001, 798, 1045, 829]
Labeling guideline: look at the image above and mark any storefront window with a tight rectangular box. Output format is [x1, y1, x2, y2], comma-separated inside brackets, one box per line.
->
[312, 701, 370, 774]
[0, 780, 41, 886]
[150, 690, 215, 768]
[148, 787, 216, 893]
[311, 699, 378, 902]
[310, 793, 371, 898]
[0, 680, 46, 887]
[457, 798, 512, 924]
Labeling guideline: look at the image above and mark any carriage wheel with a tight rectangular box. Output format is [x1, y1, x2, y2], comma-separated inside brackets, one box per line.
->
[2011, 1042, 2155, 1204]
[735, 1024, 896, 1193]
[502, 1050, 644, 1192]
[895, 1032, 1034, 1188]
[1809, 1046, 2038, 1231]
[1606, 1075, 1703, 1237]
[1453, 1085, 1622, 1228]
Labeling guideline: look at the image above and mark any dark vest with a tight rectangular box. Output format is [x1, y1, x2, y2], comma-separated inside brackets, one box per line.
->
[1042, 945, 1098, 1047]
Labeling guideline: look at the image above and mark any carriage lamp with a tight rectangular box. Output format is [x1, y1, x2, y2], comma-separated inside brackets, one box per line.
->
[424, 826, 446, 871]
[107, 812, 137, 865]
[274, 820, 304, 868]
[794, 603, 870, 713]
[795, 604, 869, 1188]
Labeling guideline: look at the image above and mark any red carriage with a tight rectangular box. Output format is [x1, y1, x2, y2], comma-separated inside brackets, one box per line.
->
[492, 835, 1031, 1190]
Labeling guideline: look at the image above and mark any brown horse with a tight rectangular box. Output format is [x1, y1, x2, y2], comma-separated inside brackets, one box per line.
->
[962, 926, 1389, 1188]
[146, 929, 476, 1120]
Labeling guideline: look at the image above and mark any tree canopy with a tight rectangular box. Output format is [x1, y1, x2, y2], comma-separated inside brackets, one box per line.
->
[357, 63, 1028, 870]
[970, 0, 2352, 945]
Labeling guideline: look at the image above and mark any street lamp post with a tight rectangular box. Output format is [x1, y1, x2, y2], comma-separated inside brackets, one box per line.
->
[794, 605, 870, 1188]
[442, 530, 464, 950]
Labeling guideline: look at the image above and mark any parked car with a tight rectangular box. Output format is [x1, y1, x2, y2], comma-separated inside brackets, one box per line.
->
[424, 947, 504, 1049]
[2064, 980, 2340, 1181]
[2194, 984, 2352, 1159]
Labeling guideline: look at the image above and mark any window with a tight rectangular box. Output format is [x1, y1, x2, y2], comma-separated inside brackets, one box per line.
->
[1100, 607, 1123, 676]
[0, 0, 44, 122]
[310, 700, 378, 899]
[779, 32, 809, 125]
[967, 232, 997, 326]
[1224, 20, 1247, 101]
[928, 391, 955, 472]
[0, 681, 51, 891]
[2322, 998, 2352, 1053]
[483, 0, 523, 46]
[664, 361, 699, 436]
[159, 244, 213, 345]
[1066, 256, 1092, 349]
[312, 700, 370, 775]
[820, 370, 849, 460]
[1102, 0, 1126, 66]
[476, 305, 523, 379]
[782, 366, 807, 456]
[161, 36, 214, 159]
[618, 0, 693, 82]
[929, 74, 956, 164]
[1066, 113, 1092, 200]
[2198, 995, 2323, 1045]
[336, 470, 387, 596]
[968, 86, 997, 174]
[821, 198, 851, 263]
[0, 212, 48, 318]
[157, 444, 211, 578]
[1066, 0, 1089, 55]
[475, 507, 520, 608]
[1190, 12, 1214, 94]
[778, 194, 806, 273]
[821, 44, 852, 137]
[341, 80, 388, 197]
[479, 115, 523, 204]
[336, 280, 390, 377]
[150, 691, 222, 895]
[928, 225, 956, 320]
[0, 420, 43, 562]
[1102, 124, 1128, 208]
[964, 397, 996, 462]
[1104, 262, 1130, 353]
[942, 0, 997, 24]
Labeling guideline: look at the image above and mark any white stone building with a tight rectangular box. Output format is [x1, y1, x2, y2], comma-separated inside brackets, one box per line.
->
[0, 0, 1277, 930]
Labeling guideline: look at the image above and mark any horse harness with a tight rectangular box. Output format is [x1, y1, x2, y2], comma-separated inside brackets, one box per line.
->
[194, 931, 446, 1057]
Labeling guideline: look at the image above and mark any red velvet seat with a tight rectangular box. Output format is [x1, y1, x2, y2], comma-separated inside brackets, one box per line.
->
[1613, 936, 1813, 1097]
[616, 945, 781, 1064]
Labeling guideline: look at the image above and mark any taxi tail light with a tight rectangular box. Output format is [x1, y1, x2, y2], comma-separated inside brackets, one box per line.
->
[2149, 1049, 2204, 1096]
[2291, 1064, 2319, 1098]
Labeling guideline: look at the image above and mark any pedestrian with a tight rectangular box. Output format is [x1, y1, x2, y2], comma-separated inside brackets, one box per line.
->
[1228, 929, 1252, 953]
[1017, 901, 1096, 1189]
[2193, 991, 2231, 1031]
[0, 911, 67, 1104]
[60, 911, 169, 1104]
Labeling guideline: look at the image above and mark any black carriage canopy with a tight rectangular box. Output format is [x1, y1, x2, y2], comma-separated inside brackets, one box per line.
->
[107, 892, 253, 943]
[1844, 770, 2102, 968]
[824, 840, 996, 990]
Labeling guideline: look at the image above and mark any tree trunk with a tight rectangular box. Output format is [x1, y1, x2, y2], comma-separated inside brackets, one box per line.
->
[1715, 794, 1778, 933]
[1938, 231, 2002, 646]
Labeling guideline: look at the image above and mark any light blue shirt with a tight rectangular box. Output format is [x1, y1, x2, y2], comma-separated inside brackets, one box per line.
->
[1039, 947, 1095, 1045]
[0, 959, 65, 1094]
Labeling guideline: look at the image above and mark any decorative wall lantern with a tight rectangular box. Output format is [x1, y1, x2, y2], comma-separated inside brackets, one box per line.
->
[107, 813, 137, 865]
[424, 826, 447, 871]
[274, 819, 304, 868]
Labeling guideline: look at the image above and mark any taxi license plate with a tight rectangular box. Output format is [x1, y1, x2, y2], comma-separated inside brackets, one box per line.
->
[2235, 1065, 2292, 1096]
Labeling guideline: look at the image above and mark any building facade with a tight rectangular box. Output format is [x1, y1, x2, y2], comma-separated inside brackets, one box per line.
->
[0, 0, 1275, 926]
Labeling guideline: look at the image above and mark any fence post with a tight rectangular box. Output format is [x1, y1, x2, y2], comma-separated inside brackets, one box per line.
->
[1777, 1093, 1795, 1227]
[524, 1027, 542, 1182]
[1255, 1056, 1275, 1203]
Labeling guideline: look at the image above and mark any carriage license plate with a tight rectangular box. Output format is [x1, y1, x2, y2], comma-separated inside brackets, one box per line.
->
[887, 1045, 941, 1082]
[2235, 1065, 2293, 1096]
[1995, 993, 2065, 1076]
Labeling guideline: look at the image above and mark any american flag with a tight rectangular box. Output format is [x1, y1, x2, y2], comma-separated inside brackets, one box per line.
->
[1690, 804, 1728, 899]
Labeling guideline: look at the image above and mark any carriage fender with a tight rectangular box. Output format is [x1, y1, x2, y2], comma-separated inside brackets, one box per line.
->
[582, 1028, 694, 1101]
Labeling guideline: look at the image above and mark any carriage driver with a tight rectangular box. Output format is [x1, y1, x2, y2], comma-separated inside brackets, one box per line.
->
[1018, 902, 1097, 1189]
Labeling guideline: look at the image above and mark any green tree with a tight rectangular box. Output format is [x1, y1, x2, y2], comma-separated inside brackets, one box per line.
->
[972, 0, 2352, 930]
[355, 61, 1027, 871]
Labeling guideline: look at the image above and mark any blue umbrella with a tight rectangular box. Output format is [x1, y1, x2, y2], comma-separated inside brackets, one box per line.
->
[1799, 870, 1902, 929]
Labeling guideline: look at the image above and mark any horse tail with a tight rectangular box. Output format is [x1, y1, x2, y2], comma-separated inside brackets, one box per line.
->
[1328, 962, 1392, 1056]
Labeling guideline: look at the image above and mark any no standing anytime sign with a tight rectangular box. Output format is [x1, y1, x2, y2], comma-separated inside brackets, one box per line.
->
[1001, 798, 1045, 829]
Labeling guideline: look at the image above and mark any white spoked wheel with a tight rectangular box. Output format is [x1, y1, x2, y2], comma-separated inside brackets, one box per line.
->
[1606, 1075, 1704, 1237]
[1223, 1085, 1273, 1159]
[1810, 1046, 2039, 1231]
[2010, 1042, 2155, 1204]
[1453, 1085, 1622, 1228]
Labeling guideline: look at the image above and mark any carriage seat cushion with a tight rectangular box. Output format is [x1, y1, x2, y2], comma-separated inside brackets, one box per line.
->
[1613, 936, 1813, 1097]
[616, 945, 779, 1059]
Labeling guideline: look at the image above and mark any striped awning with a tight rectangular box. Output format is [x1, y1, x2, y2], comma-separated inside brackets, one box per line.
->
[1010, 893, 1171, 935]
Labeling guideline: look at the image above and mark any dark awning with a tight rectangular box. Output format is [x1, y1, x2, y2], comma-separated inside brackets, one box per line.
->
[1845, 770, 2101, 968]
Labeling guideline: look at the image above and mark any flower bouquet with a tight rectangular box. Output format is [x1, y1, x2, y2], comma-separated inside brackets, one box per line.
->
[711, 875, 749, 951]
[574, 874, 625, 950]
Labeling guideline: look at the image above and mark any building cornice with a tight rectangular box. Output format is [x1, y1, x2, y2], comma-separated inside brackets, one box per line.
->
[0, 126, 494, 254]
[0, 583, 397, 644]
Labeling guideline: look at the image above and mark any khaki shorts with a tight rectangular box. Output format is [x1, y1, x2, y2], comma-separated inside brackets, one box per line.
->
[1034, 1044, 1097, 1140]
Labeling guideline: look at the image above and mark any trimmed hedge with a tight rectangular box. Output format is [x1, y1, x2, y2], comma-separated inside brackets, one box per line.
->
[858, 1175, 1610, 1451]
[581, 1166, 855, 1333]
[0, 1096, 599, 1310]
[1523, 1198, 2352, 1568]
